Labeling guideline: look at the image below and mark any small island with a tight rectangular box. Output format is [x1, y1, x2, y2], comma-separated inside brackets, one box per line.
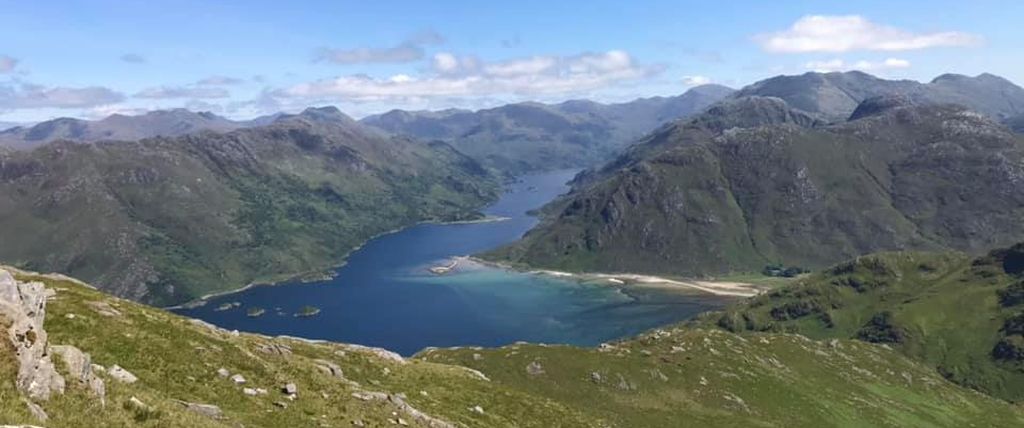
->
[294, 305, 321, 317]
[246, 307, 266, 317]
[213, 301, 242, 312]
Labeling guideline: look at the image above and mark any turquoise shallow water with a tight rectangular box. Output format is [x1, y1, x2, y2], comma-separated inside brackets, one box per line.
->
[175, 170, 728, 356]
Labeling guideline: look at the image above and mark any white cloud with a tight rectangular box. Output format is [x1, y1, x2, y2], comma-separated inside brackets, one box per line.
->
[135, 86, 230, 99]
[278, 50, 662, 104]
[0, 55, 17, 73]
[804, 57, 911, 72]
[315, 30, 445, 65]
[0, 83, 125, 109]
[682, 75, 712, 86]
[195, 75, 243, 86]
[83, 104, 150, 119]
[757, 15, 981, 53]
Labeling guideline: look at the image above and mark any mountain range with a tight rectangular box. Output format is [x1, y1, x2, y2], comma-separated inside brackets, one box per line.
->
[0, 107, 497, 305]
[487, 92, 1024, 278]
[0, 109, 258, 151]
[732, 71, 1024, 123]
[360, 84, 736, 173]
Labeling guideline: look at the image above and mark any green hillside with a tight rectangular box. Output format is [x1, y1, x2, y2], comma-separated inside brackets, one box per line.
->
[703, 243, 1024, 402]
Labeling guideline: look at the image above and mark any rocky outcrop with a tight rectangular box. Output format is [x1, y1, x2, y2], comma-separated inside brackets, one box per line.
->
[0, 270, 65, 406]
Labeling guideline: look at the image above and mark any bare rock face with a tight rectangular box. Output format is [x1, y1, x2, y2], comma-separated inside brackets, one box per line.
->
[0, 269, 65, 404]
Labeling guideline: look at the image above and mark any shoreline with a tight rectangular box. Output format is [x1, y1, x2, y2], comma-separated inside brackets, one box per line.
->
[163, 214, 496, 310]
[465, 257, 767, 297]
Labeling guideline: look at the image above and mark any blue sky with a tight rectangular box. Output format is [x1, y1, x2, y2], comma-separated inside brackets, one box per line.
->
[0, 0, 1020, 121]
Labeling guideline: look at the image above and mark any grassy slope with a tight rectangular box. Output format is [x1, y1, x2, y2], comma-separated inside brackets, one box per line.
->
[3, 267, 1023, 427]
[702, 246, 1024, 402]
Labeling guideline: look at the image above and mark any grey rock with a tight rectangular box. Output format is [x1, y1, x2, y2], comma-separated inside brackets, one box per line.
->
[525, 361, 545, 376]
[229, 374, 246, 384]
[50, 345, 105, 400]
[282, 382, 297, 395]
[216, 367, 230, 377]
[178, 401, 223, 419]
[108, 365, 138, 384]
[0, 270, 65, 401]
[313, 359, 343, 378]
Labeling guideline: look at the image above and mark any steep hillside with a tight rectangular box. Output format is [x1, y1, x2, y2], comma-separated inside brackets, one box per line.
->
[732, 71, 1024, 122]
[487, 97, 1024, 277]
[361, 85, 734, 174]
[0, 107, 498, 305]
[3, 266, 1022, 427]
[0, 109, 249, 150]
[702, 243, 1024, 403]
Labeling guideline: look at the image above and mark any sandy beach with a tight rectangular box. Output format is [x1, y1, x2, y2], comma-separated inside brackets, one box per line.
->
[464, 258, 767, 297]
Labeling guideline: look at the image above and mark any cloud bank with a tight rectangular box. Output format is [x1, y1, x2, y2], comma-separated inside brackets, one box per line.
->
[757, 15, 981, 53]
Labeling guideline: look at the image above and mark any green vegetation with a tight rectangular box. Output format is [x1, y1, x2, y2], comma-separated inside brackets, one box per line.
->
[0, 109, 499, 305]
[294, 306, 320, 317]
[489, 98, 1024, 280]
[4, 266, 1024, 427]
[701, 243, 1024, 402]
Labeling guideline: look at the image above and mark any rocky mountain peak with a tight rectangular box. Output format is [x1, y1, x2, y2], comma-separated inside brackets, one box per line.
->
[848, 94, 916, 121]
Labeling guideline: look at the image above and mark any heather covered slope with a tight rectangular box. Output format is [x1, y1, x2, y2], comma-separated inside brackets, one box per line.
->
[487, 97, 1024, 278]
[361, 85, 734, 174]
[4, 266, 1023, 427]
[0, 107, 498, 305]
[702, 243, 1024, 403]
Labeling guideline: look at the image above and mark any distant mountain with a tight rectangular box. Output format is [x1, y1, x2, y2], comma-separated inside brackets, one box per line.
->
[732, 71, 1024, 122]
[0, 107, 497, 305]
[0, 121, 31, 132]
[0, 109, 249, 150]
[361, 84, 735, 173]
[486, 95, 1024, 277]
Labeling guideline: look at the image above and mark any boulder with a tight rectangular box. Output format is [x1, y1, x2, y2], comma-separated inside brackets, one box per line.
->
[313, 359, 343, 378]
[230, 374, 246, 384]
[216, 368, 230, 377]
[50, 345, 105, 400]
[108, 365, 138, 384]
[0, 270, 65, 402]
[282, 382, 297, 395]
[525, 361, 545, 376]
[178, 401, 223, 419]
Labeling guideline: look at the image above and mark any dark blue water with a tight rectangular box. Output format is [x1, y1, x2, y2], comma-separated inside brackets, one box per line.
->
[176, 170, 727, 355]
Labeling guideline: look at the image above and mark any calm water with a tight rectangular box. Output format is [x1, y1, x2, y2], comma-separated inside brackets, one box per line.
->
[176, 170, 727, 356]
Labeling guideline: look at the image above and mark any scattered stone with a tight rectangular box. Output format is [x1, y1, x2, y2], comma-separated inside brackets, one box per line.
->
[216, 368, 230, 377]
[243, 387, 258, 396]
[616, 374, 636, 391]
[828, 339, 842, 349]
[472, 353, 483, 361]
[257, 342, 293, 356]
[525, 361, 545, 376]
[108, 365, 138, 384]
[127, 396, 151, 412]
[282, 382, 297, 395]
[273, 401, 288, 409]
[337, 343, 406, 364]
[351, 419, 365, 427]
[419, 390, 429, 397]
[230, 374, 246, 384]
[85, 300, 122, 317]
[590, 372, 603, 383]
[64, 313, 75, 319]
[397, 418, 409, 426]
[177, 401, 222, 419]
[470, 405, 485, 414]
[640, 350, 653, 356]
[0, 270, 65, 402]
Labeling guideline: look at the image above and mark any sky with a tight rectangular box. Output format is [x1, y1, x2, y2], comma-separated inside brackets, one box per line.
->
[0, 0, 1021, 122]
